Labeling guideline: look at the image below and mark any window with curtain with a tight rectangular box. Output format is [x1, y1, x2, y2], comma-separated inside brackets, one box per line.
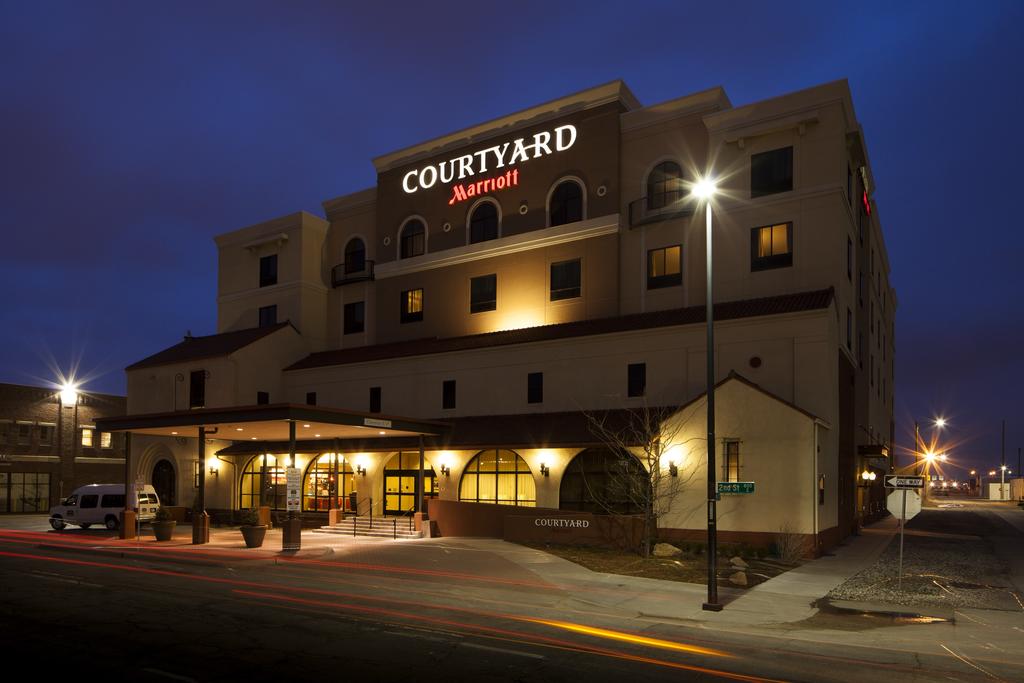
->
[459, 449, 535, 506]
[646, 161, 684, 210]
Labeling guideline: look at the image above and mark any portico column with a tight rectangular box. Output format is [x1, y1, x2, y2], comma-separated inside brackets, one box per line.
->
[417, 435, 425, 513]
[193, 426, 209, 544]
[119, 431, 135, 539]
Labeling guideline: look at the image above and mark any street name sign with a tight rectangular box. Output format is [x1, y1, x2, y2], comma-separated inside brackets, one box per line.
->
[717, 482, 755, 494]
[885, 475, 925, 489]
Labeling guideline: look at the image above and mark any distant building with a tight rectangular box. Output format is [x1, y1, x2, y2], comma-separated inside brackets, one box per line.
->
[0, 382, 126, 512]
[103, 79, 895, 553]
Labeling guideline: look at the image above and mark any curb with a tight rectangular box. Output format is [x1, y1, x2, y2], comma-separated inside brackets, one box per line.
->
[813, 597, 956, 623]
[36, 542, 237, 569]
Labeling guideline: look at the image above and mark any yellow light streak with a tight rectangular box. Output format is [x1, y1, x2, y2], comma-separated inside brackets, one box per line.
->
[523, 617, 732, 658]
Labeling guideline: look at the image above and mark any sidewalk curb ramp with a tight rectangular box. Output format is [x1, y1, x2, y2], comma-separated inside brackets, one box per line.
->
[813, 597, 955, 624]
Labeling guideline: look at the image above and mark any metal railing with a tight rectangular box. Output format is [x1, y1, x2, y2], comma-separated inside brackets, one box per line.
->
[331, 260, 375, 287]
[627, 196, 696, 228]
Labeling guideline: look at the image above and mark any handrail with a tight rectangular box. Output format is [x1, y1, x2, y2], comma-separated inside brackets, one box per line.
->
[331, 260, 375, 287]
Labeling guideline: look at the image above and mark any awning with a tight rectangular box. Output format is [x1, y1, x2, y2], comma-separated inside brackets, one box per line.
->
[95, 403, 449, 442]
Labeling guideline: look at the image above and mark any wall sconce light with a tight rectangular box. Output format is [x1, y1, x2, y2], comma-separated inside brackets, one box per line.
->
[440, 464, 450, 477]
[668, 461, 678, 477]
[208, 467, 219, 477]
[356, 465, 367, 477]
[539, 463, 549, 477]
[860, 470, 876, 482]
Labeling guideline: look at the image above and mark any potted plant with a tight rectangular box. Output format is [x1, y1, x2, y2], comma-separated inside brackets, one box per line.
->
[239, 507, 267, 548]
[151, 506, 177, 542]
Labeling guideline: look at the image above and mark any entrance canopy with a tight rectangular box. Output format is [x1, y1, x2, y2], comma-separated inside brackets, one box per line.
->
[95, 403, 449, 441]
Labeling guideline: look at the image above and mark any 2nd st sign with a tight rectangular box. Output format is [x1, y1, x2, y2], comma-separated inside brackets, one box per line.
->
[717, 482, 755, 494]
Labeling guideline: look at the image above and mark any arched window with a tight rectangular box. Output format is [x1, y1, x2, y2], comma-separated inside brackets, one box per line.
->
[383, 451, 436, 515]
[459, 449, 535, 506]
[548, 179, 584, 227]
[344, 237, 366, 274]
[646, 161, 684, 210]
[240, 454, 286, 510]
[302, 453, 356, 512]
[469, 201, 499, 244]
[400, 219, 426, 259]
[559, 447, 649, 514]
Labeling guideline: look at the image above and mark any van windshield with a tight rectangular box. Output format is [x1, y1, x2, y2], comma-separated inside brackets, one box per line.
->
[62, 495, 78, 506]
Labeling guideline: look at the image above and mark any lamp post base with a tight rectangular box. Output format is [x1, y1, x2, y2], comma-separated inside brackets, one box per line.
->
[702, 602, 724, 612]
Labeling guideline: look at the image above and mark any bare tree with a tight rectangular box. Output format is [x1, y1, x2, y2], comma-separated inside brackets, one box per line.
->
[583, 402, 703, 557]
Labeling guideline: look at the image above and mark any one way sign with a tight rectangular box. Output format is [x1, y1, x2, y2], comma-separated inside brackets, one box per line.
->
[885, 475, 925, 489]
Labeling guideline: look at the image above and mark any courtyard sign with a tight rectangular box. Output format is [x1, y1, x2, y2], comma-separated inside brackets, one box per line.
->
[401, 124, 578, 197]
[534, 518, 590, 528]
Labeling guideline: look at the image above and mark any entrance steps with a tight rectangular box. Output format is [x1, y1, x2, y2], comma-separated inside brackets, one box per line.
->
[313, 516, 423, 540]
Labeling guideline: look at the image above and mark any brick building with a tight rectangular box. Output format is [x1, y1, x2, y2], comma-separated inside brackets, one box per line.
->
[0, 382, 127, 512]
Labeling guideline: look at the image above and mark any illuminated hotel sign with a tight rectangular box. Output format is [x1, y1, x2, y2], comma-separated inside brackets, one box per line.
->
[401, 124, 578, 205]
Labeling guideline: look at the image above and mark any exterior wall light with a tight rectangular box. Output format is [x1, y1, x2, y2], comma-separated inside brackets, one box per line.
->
[356, 465, 367, 477]
[668, 460, 678, 477]
[539, 463, 549, 477]
[440, 464, 451, 477]
[208, 467, 219, 477]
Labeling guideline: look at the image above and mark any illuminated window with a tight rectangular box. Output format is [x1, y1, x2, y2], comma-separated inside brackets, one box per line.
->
[470, 274, 496, 313]
[647, 245, 681, 289]
[303, 453, 355, 512]
[400, 219, 426, 259]
[750, 222, 792, 271]
[549, 259, 581, 301]
[750, 146, 792, 197]
[81, 428, 93, 448]
[469, 201, 499, 244]
[723, 441, 740, 482]
[344, 238, 366, 274]
[259, 254, 277, 287]
[459, 449, 535, 507]
[549, 179, 584, 226]
[100, 431, 112, 449]
[400, 288, 423, 323]
[646, 161, 684, 210]
[240, 454, 286, 510]
[343, 301, 364, 335]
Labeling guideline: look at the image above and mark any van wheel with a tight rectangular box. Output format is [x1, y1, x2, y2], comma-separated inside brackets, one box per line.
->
[104, 516, 119, 531]
[50, 516, 66, 530]
[80, 523, 92, 529]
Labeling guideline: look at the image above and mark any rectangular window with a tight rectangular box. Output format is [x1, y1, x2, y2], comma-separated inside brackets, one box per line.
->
[16, 423, 31, 445]
[724, 441, 740, 482]
[858, 332, 864, 369]
[101, 494, 125, 508]
[306, 392, 317, 406]
[847, 238, 853, 281]
[258, 304, 277, 328]
[550, 259, 581, 301]
[858, 271, 864, 307]
[847, 308, 853, 350]
[80, 494, 98, 509]
[470, 274, 497, 313]
[627, 363, 646, 398]
[750, 146, 793, 197]
[343, 301, 365, 335]
[750, 222, 792, 271]
[81, 428, 93, 448]
[369, 386, 381, 414]
[527, 372, 543, 404]
[401, 288, 424, 323]
[189, 369, 206, 409]
[259, 254, 278, 287]
[256, 391, 270, 405]
[847, 167, 853, 206]
[38, 424, 54, 446]
[100, 431, 112, 449]
[442, 380, 456, 410]
[647, 245, 682, 289]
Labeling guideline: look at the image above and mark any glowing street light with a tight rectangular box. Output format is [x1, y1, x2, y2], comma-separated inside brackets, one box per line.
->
[59, 382, 79, 406]
[692, 175, 720, 612]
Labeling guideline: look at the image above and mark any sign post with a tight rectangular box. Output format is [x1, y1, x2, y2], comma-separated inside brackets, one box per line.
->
[885, 475, 925, 591]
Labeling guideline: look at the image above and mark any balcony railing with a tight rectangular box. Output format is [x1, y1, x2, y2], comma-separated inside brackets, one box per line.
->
[331, 260, 375, 287]
[627, 196, 696, 228]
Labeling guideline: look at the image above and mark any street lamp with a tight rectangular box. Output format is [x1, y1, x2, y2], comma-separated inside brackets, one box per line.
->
[1000, 464, 1008, 501]
[691, 176, 721, 612]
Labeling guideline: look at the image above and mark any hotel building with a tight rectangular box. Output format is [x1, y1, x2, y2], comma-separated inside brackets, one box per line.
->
[100, 79, 895, 553]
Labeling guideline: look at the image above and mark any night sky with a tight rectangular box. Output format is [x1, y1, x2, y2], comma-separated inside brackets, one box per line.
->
[1, 1, 1021, 475]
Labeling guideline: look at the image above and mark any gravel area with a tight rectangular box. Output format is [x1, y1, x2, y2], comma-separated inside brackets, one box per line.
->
[828, 533, 1021, 611]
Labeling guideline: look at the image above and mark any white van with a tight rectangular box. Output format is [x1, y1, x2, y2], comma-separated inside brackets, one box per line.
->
[49, 484, 160, 530]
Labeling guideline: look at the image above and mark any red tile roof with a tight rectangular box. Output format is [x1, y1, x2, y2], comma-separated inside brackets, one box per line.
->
[287, 288, 834, 371]
[126, 323, 293, 371]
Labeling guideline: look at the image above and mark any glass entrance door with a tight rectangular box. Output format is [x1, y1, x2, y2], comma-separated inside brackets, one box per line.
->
[382, 451, 437, 515]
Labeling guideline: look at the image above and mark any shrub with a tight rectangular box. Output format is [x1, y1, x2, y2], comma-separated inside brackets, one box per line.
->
[154, 506, 175, 522]
[238, 508, 262, 527]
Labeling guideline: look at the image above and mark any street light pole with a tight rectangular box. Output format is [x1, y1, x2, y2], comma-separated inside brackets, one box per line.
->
[693, 178, 721, 612]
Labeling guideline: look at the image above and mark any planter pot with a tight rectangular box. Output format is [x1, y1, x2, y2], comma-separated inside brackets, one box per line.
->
[240, 524, 268, 548]
[151, 520, 177, 542]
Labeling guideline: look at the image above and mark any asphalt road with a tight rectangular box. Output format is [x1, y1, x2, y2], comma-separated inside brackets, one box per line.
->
[1, 513, 1021, 682]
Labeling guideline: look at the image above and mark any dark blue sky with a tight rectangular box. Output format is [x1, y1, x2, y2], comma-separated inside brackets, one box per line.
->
[1, 1, 1021, 473]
